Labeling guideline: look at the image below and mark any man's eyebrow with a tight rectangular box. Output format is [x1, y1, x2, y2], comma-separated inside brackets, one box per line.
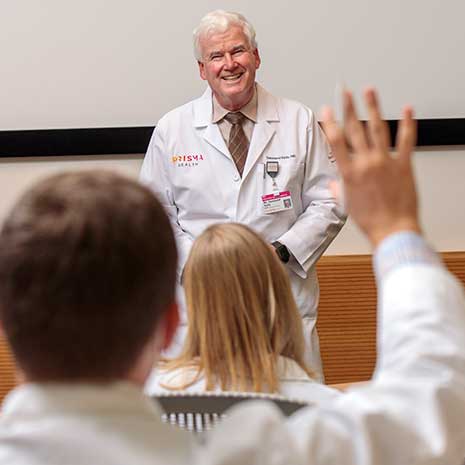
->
[208, 49, 222, 57]
[231, 44, 247, 52]
[207, 44, 247, 58]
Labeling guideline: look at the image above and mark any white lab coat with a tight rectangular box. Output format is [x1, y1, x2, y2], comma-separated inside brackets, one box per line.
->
[2, 263, 465, 465]
[140, 84, 346, 374]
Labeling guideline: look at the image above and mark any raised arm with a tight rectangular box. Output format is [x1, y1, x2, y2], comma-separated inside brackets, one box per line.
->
[205, 89, 465, 465]
[287, 88, 465, 465]
[323, 88, 420, 246]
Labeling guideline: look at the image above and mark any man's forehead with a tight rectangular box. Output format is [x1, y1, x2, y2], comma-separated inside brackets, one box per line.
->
[200, 26, 249, 53]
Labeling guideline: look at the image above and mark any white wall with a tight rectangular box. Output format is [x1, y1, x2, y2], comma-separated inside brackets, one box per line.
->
[1, 147, 464, 255]
[2, 0, 465, 130]
[0, 154, 142, 220]
[327, 147, 465, 254]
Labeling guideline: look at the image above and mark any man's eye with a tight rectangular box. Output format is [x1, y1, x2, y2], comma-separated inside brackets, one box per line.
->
[210, 55, 223, 61]
[232, 49, 245, 56]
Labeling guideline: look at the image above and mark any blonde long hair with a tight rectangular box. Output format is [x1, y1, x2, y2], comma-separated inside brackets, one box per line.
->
[163, 223, 314, 392]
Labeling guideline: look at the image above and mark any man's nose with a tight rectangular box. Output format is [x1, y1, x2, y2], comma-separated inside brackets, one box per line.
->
[223, 53, 235, 68]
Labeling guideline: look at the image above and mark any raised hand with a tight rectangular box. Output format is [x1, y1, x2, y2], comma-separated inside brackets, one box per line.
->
[322, 88, 420, 247]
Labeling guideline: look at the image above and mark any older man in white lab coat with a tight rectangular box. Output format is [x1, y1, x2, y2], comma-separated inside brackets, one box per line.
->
[140, 10, 346, 378]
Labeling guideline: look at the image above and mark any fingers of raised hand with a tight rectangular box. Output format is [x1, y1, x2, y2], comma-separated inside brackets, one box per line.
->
[364, 88, 390, 154]
[343, 90, 369, 154]
[396, 106, 417, 164]
[323, 89, 417, 180]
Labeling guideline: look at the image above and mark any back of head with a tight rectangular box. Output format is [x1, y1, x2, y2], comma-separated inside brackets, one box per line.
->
[178, 223, 310, 392]
[0, 171, 177, 382]
[193, 10, 258, 60]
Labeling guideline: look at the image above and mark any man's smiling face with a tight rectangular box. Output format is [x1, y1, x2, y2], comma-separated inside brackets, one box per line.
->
[198, 25, 261, 111]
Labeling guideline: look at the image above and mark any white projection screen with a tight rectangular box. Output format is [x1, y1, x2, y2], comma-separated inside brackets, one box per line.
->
[1, 0, 465, 132]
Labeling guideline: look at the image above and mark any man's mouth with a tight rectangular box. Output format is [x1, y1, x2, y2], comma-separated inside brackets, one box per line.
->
[222, 73, 244, 81]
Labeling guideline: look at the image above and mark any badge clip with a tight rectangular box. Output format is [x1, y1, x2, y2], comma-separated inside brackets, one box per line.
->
[266, 161, 279, 190]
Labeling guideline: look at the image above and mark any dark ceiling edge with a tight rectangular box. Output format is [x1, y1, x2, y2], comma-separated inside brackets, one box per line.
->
[1, 119, 465, 157]
[0, 127, 155, 158]
[387, 119, 465, 147]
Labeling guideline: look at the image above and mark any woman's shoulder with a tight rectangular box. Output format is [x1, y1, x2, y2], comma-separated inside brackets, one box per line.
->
[144, 364, 206, 395]
[277, 356, 342, 404]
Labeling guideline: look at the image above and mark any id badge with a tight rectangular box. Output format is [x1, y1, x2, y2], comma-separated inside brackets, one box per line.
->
[261, 191, 293, 214]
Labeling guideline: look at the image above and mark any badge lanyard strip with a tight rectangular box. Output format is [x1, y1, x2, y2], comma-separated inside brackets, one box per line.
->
[265, 161, 280, 191]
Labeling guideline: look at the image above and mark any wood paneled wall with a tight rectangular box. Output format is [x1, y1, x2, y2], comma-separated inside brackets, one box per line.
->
[316, 252, 465, 385]
[1, 252, 465, 405]
[316, 255, 377, 384]
[0, 335, 15, 406]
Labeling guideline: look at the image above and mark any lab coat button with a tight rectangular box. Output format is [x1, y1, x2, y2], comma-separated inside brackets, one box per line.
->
[233, 175, 240, 182]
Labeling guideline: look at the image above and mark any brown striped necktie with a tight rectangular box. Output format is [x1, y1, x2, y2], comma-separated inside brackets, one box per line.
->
[225, 112, 249, 176]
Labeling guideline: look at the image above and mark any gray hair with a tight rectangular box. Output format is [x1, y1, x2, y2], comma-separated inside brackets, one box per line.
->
[193, 10, 258, 61]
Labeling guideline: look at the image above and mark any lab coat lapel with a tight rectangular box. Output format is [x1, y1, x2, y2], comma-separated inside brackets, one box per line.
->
[193, 87, 230, 159]
[202, 125, 229, 158]
[242, 84, 279, 181]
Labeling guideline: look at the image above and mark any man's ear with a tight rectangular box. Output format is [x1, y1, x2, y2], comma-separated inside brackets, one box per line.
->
[198, 61, 207, 81]
[162, 303, 179, 350]
[253, 48, 261, 70]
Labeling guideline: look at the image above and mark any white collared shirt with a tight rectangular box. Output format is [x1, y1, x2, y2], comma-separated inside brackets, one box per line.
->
[0, 382, 193, 465]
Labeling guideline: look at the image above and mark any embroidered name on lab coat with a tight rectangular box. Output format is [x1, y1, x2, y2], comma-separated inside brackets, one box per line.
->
[266, 154, 296, 160]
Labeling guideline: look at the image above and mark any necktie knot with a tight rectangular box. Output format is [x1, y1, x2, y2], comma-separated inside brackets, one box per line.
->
[225, 112, 246, 125]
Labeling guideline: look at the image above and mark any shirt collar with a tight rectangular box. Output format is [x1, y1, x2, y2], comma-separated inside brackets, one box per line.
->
[212, 85, 258, 123]
[1, 381, 164, 419]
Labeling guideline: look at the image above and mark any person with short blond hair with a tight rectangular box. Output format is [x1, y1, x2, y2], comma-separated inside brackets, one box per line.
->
[146, 223, 339, 402]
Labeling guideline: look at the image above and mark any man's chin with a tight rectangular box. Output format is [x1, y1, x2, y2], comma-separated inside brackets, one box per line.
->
[214, 83, 253, 110]
[225, 87, 250, 100]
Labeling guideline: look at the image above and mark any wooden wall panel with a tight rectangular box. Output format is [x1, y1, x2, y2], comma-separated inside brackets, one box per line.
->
[0, 335, 16, 407]
[316, 251, 465, 385]
[443, 252, 465, 284]
[316, 255, 377, 385]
